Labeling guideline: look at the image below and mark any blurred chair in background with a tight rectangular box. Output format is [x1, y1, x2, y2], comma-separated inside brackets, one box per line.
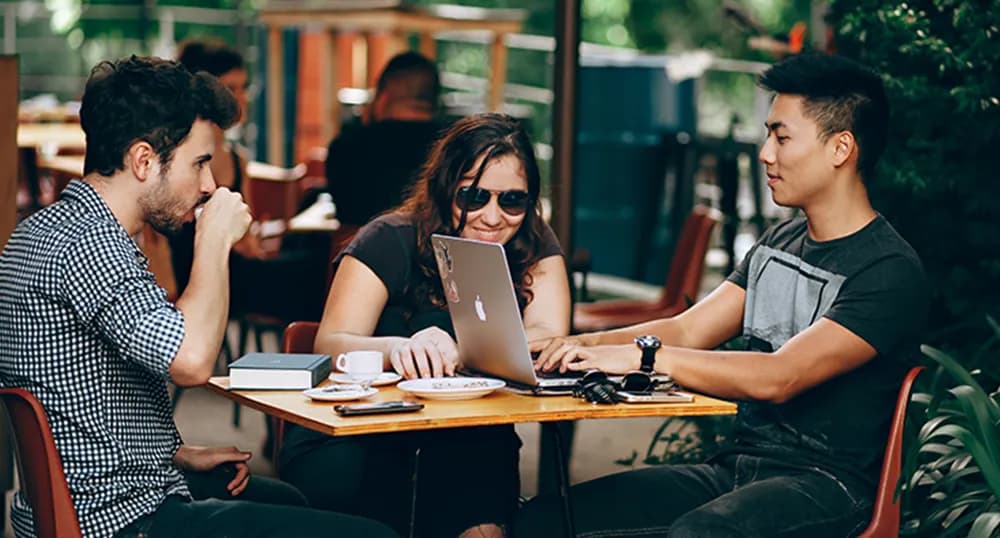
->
[573, 206, 722, 333]
[300, 146, 328, 197]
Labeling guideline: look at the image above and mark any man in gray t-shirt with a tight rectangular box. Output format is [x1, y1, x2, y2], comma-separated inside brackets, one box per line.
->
[520, 54, 927, 538]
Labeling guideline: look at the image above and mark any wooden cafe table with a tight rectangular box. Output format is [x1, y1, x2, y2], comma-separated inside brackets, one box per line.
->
[17, 122, 87, 150]
[206, 377, 736, 536]
[17, 122, 87, 209]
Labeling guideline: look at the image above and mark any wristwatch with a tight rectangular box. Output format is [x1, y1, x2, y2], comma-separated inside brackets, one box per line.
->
[634, 335, 661, 373]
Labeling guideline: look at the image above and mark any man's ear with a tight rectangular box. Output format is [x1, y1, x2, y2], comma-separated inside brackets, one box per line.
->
[830, 131, 855, 168]
[126, 141, 157, 181]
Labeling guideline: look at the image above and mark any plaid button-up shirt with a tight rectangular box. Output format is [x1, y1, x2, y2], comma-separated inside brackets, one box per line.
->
[0, 180, 191, 537]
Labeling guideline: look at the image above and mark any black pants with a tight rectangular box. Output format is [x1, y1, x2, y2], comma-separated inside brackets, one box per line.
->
[280, 424, 522, 538]
[113, 469, 398, 538]
[514, 454, 873, 538]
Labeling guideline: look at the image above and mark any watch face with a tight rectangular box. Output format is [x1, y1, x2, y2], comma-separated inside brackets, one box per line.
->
[635, 335, 661, 349]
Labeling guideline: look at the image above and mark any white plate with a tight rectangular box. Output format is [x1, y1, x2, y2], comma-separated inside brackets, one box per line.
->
[303, 386, 378, 402]
[397, 377, 505, 400]
[329, 372, 402, 387]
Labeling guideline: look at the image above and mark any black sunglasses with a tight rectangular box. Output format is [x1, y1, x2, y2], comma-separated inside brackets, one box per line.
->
[454, 186, 532, 216]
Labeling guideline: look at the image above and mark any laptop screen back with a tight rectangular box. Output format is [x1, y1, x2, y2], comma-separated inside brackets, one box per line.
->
[430, 234, 541, 387]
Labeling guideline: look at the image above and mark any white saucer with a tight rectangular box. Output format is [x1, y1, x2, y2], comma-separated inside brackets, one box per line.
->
[397, 377, 505, 400]
[303, 385, 378, 402]
[329, 372, 402, 387]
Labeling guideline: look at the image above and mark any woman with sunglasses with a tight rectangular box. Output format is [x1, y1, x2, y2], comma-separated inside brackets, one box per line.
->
[278, 113, 571, 537]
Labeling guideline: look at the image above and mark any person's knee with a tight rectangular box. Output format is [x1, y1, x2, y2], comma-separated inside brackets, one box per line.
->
[668, 510, 745, 538]
[291, 507, 401, 538]
[242, 476, 310, 507]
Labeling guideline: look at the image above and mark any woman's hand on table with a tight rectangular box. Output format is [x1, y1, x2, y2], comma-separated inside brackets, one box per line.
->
[390, 326, 459, 379]
[173, 445, 252, 496]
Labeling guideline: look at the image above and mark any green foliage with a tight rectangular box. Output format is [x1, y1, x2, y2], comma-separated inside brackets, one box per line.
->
[615, 415, 734, 468]
[827, 1, 1000, 360]
[902, 323, 1000, 537]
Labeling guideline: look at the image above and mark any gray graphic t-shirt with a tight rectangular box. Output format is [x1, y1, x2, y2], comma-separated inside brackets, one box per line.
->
[724, 215, 927, 490]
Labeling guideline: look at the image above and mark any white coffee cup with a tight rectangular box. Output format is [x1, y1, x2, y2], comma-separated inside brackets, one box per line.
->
[336, 350, 383, 381]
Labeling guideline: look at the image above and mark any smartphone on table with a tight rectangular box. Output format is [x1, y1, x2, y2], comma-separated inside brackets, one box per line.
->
[334, 400, 425, 416]
[616, 391, 694, 404]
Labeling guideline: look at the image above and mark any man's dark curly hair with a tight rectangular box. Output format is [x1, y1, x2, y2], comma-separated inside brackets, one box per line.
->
[758, 53, 889, 182]
[399, 113, 547, 311]
[80, 55, 240, 176]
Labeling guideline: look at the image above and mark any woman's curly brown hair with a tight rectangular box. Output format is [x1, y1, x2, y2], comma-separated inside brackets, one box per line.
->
[398, 113, 548, 312]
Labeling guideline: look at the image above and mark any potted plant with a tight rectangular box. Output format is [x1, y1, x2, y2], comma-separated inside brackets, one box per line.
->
[903, 319, 1000, 537]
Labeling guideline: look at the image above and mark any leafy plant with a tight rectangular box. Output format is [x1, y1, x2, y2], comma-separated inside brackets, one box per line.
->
[902, 319, 1000, 538]
[827, 0, 1000, 360]
[615, 415, 733, 467]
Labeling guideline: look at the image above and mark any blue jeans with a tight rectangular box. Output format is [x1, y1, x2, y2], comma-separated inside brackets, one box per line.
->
[514, 454, 873, 538]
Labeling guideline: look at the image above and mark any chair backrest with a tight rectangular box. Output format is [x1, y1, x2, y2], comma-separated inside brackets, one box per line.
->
[858, 365, 924, 538]
[245, 162, 307, 222]
[271, 321, 322, 465]
[0, 388, 83, 538]
[657, 206, 722, 309]
[283, 321, 320, 354]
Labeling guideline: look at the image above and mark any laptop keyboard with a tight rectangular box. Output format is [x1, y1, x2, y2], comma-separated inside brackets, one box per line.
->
[535, 368, 585, 379]
[530, 350, 586, 379]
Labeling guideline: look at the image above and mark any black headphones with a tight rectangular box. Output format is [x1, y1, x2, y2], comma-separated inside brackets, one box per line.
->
[572, 370, 677, 404]
[572, 370, 622, 404]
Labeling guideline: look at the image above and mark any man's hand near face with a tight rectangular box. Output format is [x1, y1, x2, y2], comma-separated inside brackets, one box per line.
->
[195, 186, 252, 252]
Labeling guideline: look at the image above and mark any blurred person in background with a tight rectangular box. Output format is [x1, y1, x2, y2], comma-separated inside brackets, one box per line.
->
[322, 51, 446, 227]
[170, 38, 264, 295]
[174, 38, 328, 326]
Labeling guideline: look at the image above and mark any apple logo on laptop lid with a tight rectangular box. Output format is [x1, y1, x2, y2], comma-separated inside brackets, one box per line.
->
[474, 295, 487, 322]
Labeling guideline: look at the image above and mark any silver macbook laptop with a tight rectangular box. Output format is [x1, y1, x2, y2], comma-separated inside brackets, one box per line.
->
[431, 234, 581, 392]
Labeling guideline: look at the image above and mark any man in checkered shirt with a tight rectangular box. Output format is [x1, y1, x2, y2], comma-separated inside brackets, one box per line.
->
[0, 56, 397, 538]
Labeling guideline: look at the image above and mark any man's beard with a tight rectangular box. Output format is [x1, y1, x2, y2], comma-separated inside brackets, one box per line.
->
[140, 171, 193, 236]
[146, 208, 183, 236]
